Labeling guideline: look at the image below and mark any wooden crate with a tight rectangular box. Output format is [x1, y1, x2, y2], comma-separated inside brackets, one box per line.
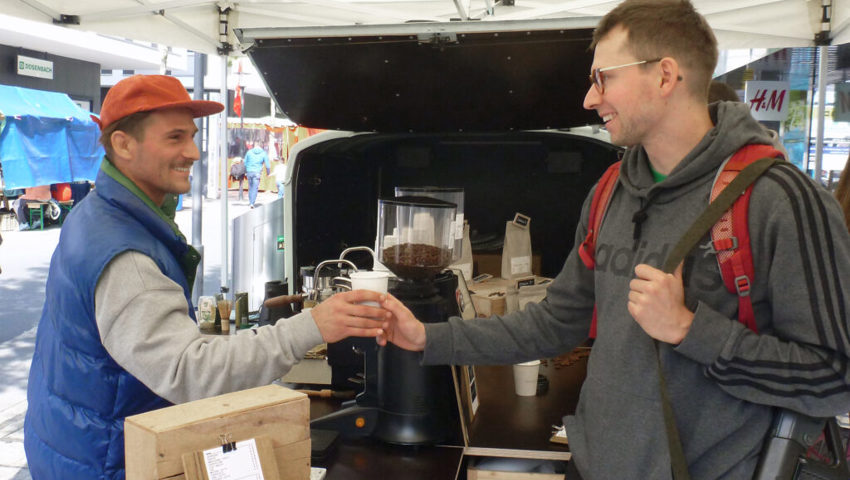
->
[0, 213, 17, 232]
[125, 384, 310, 480]
[467, 468, 564, 480]
[465, 453, 568, 479]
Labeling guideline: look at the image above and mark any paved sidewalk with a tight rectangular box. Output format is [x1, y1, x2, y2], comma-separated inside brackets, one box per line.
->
[0, 188, 277, 479]
[0, 328, 35, 480]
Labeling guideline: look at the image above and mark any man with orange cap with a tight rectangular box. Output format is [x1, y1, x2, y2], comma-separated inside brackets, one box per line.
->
[24, 75, 388, 479]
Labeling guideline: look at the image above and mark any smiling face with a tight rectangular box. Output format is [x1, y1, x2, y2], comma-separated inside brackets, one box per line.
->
[111, 108, 199, 205]
[583, 27, 659, 147]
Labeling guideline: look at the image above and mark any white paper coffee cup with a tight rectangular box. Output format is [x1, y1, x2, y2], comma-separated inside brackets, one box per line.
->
[513, 360, 541, 396]
[350, 271, 390, 307]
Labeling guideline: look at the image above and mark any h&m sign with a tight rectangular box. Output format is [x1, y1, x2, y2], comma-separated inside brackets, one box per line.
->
[745, 81, 789, 121]
[17, 55, 54, 80]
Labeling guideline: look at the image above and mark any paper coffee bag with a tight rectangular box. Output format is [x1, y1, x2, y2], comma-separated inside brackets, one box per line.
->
[501, 213, 532, 279]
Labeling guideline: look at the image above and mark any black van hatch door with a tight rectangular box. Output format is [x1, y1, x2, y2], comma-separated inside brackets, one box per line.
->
[237, 20, 598, 133]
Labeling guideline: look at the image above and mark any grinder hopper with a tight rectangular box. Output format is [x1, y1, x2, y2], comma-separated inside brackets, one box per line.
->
[377, 196, 457, 281]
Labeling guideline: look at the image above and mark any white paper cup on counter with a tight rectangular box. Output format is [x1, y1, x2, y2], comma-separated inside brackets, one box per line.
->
[350, 270, 390, 307]
[513, 360, 541, 396]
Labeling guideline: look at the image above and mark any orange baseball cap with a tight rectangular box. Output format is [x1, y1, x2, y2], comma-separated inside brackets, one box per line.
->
[93, 74, 224, 130]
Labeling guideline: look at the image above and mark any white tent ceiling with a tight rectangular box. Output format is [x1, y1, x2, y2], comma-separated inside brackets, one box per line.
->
[4, 0, 845, 58]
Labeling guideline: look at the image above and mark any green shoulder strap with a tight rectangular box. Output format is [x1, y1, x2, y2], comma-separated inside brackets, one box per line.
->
[658, 156, 781, 480]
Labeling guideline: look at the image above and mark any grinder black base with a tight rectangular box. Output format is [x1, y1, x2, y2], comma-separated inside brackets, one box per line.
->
[310, 272, 460, 446]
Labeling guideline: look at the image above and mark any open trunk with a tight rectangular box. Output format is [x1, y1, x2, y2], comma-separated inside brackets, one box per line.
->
[236, 19, 621, 291]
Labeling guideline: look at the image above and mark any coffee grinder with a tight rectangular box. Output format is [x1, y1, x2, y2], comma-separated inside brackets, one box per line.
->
[311, 196, 461, 446]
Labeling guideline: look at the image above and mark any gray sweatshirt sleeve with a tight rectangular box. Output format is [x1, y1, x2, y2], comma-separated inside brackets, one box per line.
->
[676, 164, 850, 417]
[423, 195, 597, 366]
[95, 251, 323, 404]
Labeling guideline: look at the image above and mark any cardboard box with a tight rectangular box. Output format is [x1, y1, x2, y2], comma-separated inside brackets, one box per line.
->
[125, 384, 310, 480]
[469, 276, 550, 317]
[469, 277, 513, 317]
[474, 252, 541, 278]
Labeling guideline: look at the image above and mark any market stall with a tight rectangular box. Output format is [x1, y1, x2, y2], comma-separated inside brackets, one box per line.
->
[0, 84, 103, 190]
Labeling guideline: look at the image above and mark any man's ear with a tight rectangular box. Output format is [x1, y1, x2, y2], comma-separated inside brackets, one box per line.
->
[658, 57, 682, 96]
[110, 130, 135, 161]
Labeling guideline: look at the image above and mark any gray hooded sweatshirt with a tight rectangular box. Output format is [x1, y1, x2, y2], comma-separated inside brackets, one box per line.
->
[423, 102, 850, 479]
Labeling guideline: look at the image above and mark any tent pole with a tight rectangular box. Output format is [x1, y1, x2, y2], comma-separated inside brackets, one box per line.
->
[814, 45, 828, 181]
[813, 0, 831, 181]
[191, 51, 206, 304]
[220, 55, 230, 291]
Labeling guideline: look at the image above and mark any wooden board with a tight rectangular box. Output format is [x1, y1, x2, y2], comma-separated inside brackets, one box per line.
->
[468, 467, 564, 480]
[125, 385, 310, 480]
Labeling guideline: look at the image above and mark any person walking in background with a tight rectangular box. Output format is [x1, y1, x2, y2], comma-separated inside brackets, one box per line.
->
[23, 74, 388, 480]
[379, 1, 850, 478]
[244, 141, 271, 208]
[273, 158, 287, 199]
[229, 157, 247, 202]
[11, 187, 52, 231]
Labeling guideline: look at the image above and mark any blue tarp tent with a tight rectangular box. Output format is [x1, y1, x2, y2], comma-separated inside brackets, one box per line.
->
[0, 84, 103, 189]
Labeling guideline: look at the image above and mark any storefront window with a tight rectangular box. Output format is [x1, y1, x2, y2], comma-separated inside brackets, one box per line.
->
[714, 45, 850, 191]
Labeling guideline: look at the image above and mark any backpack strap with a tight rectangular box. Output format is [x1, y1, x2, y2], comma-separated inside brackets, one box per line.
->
[579, 161, 621, 270]
[579, 161, 621, 338]
[706, 144, 783, 333]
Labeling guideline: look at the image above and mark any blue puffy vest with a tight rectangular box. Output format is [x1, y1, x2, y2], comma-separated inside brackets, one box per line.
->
[24, 164, 199, 479]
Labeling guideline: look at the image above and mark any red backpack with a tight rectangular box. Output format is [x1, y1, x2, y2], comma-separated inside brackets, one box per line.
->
[578, 144, 783, 338]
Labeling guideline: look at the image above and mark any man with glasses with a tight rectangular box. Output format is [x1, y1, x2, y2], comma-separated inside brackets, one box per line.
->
[377, 1, 850, 478]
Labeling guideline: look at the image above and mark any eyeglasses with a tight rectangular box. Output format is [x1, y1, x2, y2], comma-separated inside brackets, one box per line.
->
[588, 58, 662, 95]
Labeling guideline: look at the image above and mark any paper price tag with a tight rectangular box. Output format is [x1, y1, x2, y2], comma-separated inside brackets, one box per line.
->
[203, 438, 265, 480]
[511, 256, 531, 275]
[454, 213, 465, 239]
[550, 425, 568, 445]
[512, 213, 531, 228]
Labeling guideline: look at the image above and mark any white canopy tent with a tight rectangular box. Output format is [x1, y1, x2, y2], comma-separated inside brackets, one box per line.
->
[4, 0, 846, 295]
[2, 1, 841, 53]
